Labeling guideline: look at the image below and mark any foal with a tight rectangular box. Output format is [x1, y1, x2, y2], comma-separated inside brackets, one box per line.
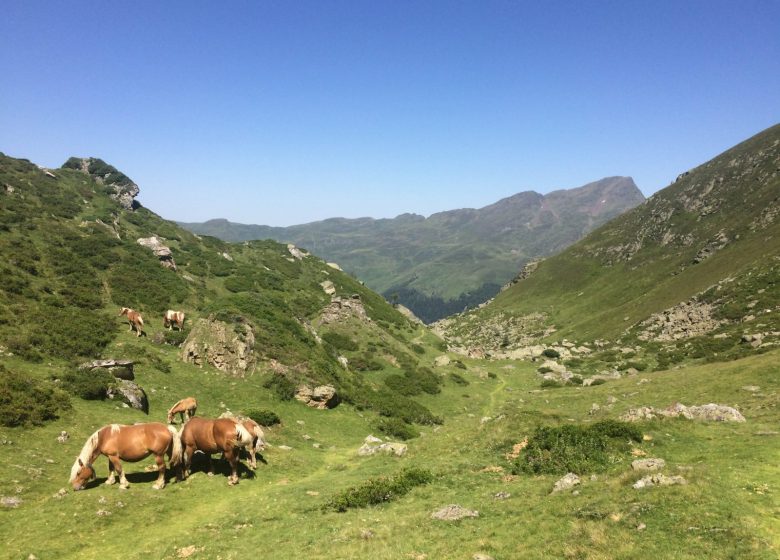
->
[119, 307, 144, 337]
[167, 397, 198, 424]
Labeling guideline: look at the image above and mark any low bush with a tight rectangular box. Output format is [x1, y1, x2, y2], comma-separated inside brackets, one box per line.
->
[589, 378, 606, 386]
[245, 409, 281, 427]
[323, 467, 433, 512]
[0, 366, 71, 427]
[453, 360, 467, 370]
[537, 366, 554, 374]
[513, 421, 641, 475]
[624, 361, 648, 371]
[449, 372, 469, 386]
[542, 348, 560, 359]
[262, 373, 297, 401]
[322, 331, 359, 352]
[376, 417, 419, 440]
[540, 379, 563, 389]
[411, 343, 425, 355]
[59, 368, 114, 400]
[570, 375, 584, 385]
[162, 329, 188, 346]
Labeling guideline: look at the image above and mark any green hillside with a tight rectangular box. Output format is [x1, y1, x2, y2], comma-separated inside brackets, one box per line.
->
[438, 124, 780, 366]
[180, 177, 645, 322]
[0, 153, 445, 431]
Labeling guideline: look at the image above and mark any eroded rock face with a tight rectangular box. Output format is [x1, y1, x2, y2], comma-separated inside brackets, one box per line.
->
[295, 384, 339, 409]
[318, 295, 369, 325]
[63, 157, 139, 210]
[637, 299, 726, 341]
[107, 379, 148, 413]
[181, 317, 256, 376]
[79, 359, 135, 380]
[137, 236, 177, 270]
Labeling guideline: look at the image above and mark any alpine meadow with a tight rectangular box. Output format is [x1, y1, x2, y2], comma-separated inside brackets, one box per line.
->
[0, 121, 779, 560]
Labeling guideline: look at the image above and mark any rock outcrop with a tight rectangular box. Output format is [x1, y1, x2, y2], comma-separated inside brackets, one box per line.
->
[295, 384, 339, 409]
[633, 474, 687, 489]
[431, 504, 479, 521]
[137, 236, 177, 270]
[79, 359, 135, 380]
[637, 298, 726, 341]
[318, 294, 369, 325]
[551, 473, 581, 493]
[181, 317, 256, 376]
[62, 157, 139, 210]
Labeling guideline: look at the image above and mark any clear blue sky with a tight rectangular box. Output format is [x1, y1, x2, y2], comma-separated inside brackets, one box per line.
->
[1, 1, 778, 226]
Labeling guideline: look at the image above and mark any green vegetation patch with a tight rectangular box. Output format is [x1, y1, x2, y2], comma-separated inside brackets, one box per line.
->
[323, 467, 433, 512]
[376, 417, 420, 440]
[244, 409, 281, 427]
[513, 420, 643, 475]
[58, 368, 114, 400]
[0, 365, 71, 427]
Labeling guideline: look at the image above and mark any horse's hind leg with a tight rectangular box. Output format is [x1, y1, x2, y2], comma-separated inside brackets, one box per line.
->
[224, 448, 239, 485]
[152, 454, 166, 489]
[106, 457, 116, 485]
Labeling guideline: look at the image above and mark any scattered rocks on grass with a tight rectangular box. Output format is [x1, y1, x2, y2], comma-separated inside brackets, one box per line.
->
[357, 439, 408, 457]
[473, 554, 495, 560]
[52, 488, 67, 499]
[57, 431, 69, 443]
[621, 403, 745, 423]
[631, 458, 666, 472]
[434, 355, 451, 367]
[493, 491, 511, 500]
[95, 509, 112, 516]
[431, 504, 479, 521]
[552, 473, 581, 493]
[176, 545, 203, 558]
[632, 474, 687, 489]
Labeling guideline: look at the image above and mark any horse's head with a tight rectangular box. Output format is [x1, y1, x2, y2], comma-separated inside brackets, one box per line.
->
[70, 458, 96, 491]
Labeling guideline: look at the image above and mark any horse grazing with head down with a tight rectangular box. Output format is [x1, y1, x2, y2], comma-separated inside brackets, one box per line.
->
[181, 417, 253, 485]
[163, 309, 185, 330]
[69, 423, 182, 491]
[119, 307, 144, 337]
[167, 397, 198, 424]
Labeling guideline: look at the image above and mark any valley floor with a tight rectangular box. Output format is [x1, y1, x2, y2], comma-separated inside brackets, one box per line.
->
[1, 347, 779, 559]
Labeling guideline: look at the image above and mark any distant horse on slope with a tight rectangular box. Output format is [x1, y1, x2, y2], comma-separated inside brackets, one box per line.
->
[163, 309, 185, 330]
[69, 423, 182, 491]
[167, 397, 198, 424]
[119, 307, 144, 337]
[180, 417, 253, 485]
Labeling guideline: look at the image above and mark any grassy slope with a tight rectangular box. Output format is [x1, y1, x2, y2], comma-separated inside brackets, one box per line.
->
[0, 346, 777, 559]
[450, 123, 780, 343]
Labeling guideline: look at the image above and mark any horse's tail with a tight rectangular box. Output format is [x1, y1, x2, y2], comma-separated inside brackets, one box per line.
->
[251, 423, 267, 451]
[234, 422, 253, 448]
[137, 314, 144, 328]
[167, 425, 183, 466]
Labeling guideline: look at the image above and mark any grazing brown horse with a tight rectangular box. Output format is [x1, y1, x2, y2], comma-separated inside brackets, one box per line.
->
[119, 307, 144, 337]
[69, 423, 182, 491]
[181, 417, 253, 485]
[163, 309, 185, 330]
[167, 397, 198, 424]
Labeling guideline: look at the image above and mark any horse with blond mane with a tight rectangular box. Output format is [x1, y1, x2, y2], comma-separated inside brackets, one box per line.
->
[119, 307, 144, 337]
[69, 423, 182, 491]
[181, 417, 253, 485]
[167, 396, 198, 424]
[163, 309, 185, 330]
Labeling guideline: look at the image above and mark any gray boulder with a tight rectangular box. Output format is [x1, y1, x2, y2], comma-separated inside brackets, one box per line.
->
[552, 472, 581, 493]
[431, 504, 479, 521]
[107, 379, 149, 413]
[631, 458, 666, 472]
[295, 384, 339, 409]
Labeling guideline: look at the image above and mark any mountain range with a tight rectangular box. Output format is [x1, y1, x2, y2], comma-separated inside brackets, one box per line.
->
[180, 176, 645, 322]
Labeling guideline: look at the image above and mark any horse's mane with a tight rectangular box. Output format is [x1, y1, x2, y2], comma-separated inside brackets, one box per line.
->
[69, 428, 102, 482]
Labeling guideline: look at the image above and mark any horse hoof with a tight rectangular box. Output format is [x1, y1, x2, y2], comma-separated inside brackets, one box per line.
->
[152, 484, 164, 490]
[119, 484, 129, 490]
[207, 472, 214, 477]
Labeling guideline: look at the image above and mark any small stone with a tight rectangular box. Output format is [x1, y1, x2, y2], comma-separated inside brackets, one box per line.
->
[360, 529, 375, 539]
[1, 496, 22, 508]
[52, 488, 68, 499]
[631, 458, 666, 472]
[637, 523, 647, 531]
[364, 434, 383, 444]
[473, 554, 495, 560]
[431, 504, 479, 521]
[95, 509, 112, 516]
[552, 473, 581, 493]
[493, 491, 511, 500]
[277, 445, 293, 451]
[57, 431, 69, 443]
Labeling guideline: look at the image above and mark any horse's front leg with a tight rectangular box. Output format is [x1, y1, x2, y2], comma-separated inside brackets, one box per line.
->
[224, 448, 239, 485]
[109, 456, 129, 489]
[105, 457, 116, 485]
[152, 454, 166, 489]
[206, 453, 214, 476]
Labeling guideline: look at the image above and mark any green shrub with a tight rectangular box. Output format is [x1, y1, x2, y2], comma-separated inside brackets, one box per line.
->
[564, 357, 584, 368]
[542, 348, 560, 359]
[321, 331, 359, 352]
[589, 378, 606, 386]
[60, 368, 114, 400]
[411, 344, 425, 355]
[570, 375, 583, 385]
[244, 409, 281, 427]
[384, 367, 441, 396]
[323, 467, 433, 512]
[624, 361, 648, 371]
[540, 379, 563, 389]
[487, 371, 497, 379]
[0, 366, 71, 427]
[449, 372, 469, 386]
[453, 360, 467, 370]
[351, 355, 383, 371]
[376, 417, 419, 440]
[513, 421, 641, 475]
[537, 366, 553, 374]
[262, 373, 297, 401]
[163, 329, 188, 346]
